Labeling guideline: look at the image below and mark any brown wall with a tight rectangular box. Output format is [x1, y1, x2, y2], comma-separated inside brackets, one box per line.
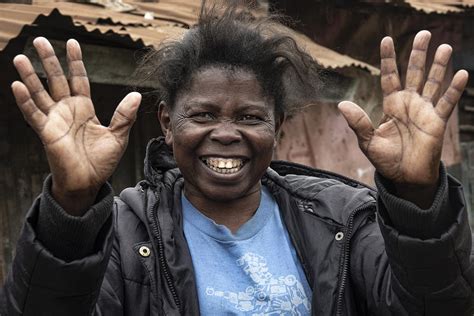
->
[275, 102, 375, 184]
[275, 100, 461, 186]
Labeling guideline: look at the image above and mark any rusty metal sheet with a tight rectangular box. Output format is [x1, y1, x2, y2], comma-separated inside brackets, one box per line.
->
[286, 28, 380, 76]
[132, 0, 200, 27]
[405, 0, 474, 5]
[405, 1, 464, 13]
[0, 1, 380, 75]
[79, 24, 187, 47]
[403, 0, 474, 13]
[361, 0, 474, 13]
[0, 2, 180, 50]
[275, 101, 461, 185]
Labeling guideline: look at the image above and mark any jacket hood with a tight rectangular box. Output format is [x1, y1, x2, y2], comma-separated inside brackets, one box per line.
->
[143, 137, 177, 186]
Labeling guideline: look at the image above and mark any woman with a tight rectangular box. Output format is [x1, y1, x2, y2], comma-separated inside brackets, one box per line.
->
[1, 4, 473, 316]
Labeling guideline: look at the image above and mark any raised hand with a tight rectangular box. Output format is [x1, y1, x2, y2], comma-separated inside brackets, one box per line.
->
[12, 37, 141, 215]
[338, 31, 468, 207]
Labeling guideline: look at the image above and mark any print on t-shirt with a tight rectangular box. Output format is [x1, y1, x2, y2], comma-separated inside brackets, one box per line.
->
[205, 252, 311, 315]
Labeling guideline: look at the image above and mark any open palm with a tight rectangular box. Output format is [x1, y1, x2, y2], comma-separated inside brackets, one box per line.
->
[339, 31, 468, 187]
[12, 38, 141, 214]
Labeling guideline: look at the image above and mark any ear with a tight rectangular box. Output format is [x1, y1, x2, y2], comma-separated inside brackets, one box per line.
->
[274, 113, 286, 148]
[158, 101, 173, 146]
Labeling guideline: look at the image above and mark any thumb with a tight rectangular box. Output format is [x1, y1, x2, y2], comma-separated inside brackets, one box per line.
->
[109, 92, 142, 138]
[338, 101, 374, 150]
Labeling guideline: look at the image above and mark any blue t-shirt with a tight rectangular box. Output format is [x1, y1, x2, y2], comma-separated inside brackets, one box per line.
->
[182, 186, 312, 315]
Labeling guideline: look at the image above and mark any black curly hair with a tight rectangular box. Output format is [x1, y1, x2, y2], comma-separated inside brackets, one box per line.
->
[136, 1, 321, 119]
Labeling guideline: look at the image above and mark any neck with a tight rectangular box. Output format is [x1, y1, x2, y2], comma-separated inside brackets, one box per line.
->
[184, 186, 262, 234]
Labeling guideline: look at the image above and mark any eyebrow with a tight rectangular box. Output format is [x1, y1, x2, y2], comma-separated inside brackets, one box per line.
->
[183, 100, 269, 112]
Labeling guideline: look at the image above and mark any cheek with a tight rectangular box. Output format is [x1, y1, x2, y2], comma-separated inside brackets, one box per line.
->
[253, 125, 277, 146]
[171, 120, 201, 145]
[245, 128, 277, 164]
[170, 123, 209, 165]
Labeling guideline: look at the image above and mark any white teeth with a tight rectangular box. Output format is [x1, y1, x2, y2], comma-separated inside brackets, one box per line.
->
[202, 157, 244, 174]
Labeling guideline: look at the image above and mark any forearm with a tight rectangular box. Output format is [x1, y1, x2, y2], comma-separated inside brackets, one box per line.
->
[1, 191, 115, 315]
[374, 166, 473, 312]
[38, 174, 114, 261]
[375, 163, 453, 239]
[351, 218, 473, 316]
[351, 169, 473, 315]
[51, 180, 100, 216]
[392, 181, 438, 210]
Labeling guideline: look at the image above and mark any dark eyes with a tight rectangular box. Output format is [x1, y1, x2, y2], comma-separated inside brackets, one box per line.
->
[239, 114, 260, 121]
[191, 112, 215, 121]
[191, 112, 263, 123]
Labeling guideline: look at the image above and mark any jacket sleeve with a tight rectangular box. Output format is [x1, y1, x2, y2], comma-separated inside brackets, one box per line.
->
[0, 176, 124, 316]
[350, 165, 474, 316]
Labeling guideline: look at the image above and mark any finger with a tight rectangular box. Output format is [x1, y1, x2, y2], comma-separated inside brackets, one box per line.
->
[435, 69, 468, 121]
[380, 36, 402, 96]
[338, 101, 375, 152]
[13, 55, 54, 112]
[67, 39, 91, 98]
[422, 44, 452, 103]
[109, 92, 142, 138]
[405, 30, 431, 92]
[379, 113, 391, 125]
[11, 81, 48, 132]
[33, 37, 71, 101]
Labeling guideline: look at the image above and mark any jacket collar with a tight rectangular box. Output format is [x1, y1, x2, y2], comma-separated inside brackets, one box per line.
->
[142, 136, 375, 225]
[143, 137, 178, 187]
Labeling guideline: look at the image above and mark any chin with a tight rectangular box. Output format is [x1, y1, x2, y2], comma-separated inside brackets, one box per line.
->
[204, 183, 260, 202]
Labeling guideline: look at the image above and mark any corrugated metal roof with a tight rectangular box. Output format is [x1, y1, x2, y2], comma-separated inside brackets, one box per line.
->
[0, 0, 198, 51]
[405, 1, 464, 13]
[406, 0, 474, 5]
[0, 0, 379, 75]
[402, 0, 474, 13]
[361, 0, 474, 13]
[286, 29, 379, 75]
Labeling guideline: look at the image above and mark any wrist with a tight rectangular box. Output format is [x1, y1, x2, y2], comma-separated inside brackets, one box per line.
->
[393, 180, 439, 209]
[51, 182, 100, 216]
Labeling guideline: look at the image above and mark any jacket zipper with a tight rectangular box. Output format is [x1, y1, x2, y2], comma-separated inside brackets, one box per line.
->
[335, 203, 373, 316]
[140, 182, 160, 304]
[149, 192, 183, 314]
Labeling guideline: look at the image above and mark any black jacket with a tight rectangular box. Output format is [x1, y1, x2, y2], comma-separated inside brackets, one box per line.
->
[1, 138, 473, 315]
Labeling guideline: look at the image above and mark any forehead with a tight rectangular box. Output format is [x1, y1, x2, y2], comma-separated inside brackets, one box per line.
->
[174, 66, 274, 111]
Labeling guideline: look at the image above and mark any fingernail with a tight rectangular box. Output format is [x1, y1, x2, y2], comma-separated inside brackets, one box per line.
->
[129, 92, 142, 101]
[33, 37, 45, 45]
[13, 54, 25, 64]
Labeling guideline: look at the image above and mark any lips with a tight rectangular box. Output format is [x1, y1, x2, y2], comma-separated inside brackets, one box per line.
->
[201, 157, 246, 174]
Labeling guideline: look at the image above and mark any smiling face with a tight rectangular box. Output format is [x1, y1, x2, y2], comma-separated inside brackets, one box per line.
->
[159, 66, 280, 203]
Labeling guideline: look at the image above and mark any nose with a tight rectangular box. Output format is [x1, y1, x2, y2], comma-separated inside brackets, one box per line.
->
[209, 122, 242, 145]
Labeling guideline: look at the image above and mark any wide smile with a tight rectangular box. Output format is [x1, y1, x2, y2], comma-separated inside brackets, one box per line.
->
[200, 157, 247, 175]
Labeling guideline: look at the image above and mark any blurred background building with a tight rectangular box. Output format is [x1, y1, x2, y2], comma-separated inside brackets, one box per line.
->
[0, 0, 473, 283]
